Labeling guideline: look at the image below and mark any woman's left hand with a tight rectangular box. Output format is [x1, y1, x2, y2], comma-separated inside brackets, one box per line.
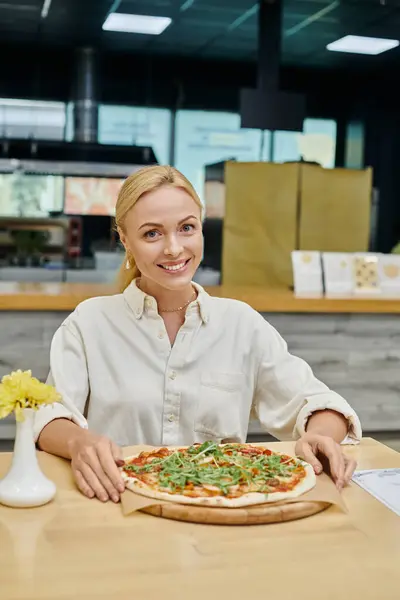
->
[295, 432, 357, 490]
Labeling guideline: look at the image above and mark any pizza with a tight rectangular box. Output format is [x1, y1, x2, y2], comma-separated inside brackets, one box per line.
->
[120, 441, 316, 508]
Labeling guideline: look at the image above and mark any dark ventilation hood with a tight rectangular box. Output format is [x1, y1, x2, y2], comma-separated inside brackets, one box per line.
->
[240, 0, 305, 132]
[0, 138, 157, 177]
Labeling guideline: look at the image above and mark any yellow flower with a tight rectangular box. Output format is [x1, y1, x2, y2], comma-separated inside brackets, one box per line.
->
[0, 383, 15, 419]
[0, 370, 61, 422]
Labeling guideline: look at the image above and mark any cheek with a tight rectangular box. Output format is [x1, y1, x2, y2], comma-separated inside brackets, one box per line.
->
[187, 230, 203, 246]
[126, 238, 149, 270]
[130, 240, 156, 266]
[193, 232, 204, 255]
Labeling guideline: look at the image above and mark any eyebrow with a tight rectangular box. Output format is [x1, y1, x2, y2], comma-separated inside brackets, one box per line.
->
[138, 215, 198, 231]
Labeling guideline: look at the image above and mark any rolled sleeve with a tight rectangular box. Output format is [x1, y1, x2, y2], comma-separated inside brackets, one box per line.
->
[252, 314, 362, 444]
[294, 392, 362, 445]
[33, 316, 89, 442]
[33, 402, 87, 442]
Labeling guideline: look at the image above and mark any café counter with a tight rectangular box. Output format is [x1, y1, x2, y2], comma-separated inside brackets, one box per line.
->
[1, 281, 400, 312]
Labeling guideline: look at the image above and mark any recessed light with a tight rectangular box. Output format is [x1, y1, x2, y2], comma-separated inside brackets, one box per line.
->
[327, 35, 399, 55]
[41, 0, 52, 19]
[103, 13, 172, 35]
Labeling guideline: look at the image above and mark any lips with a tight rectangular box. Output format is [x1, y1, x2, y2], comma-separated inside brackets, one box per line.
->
[158, 259, 191, 272]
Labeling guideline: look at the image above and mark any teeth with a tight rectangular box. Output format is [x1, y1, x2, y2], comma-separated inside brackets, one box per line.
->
[161, 262, 186, 271]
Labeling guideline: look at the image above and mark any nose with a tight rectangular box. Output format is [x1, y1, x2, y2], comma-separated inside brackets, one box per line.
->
[164, 234, 183, 257]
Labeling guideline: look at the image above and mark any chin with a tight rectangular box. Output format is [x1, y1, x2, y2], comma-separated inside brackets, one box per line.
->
[157, 271, 195, 290]
[158, 280, 192, 292]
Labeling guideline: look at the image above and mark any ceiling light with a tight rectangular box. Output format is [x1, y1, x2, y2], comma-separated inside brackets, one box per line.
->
[102, 13, 172, 35]
[327, 35, 399, 55]
[41, 0, 52, 19]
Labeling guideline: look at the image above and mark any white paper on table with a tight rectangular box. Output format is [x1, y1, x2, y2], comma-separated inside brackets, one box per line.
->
[352, 469, 400, 517]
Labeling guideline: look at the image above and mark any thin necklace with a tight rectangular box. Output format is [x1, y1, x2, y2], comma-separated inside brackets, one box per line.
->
[159, 290, 197, 313]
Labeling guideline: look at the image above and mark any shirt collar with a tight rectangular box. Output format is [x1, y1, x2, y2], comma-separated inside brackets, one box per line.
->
[123, 278, 210, 324]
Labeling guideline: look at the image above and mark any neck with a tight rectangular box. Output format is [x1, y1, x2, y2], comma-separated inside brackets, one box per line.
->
[137, 277, 196, 312]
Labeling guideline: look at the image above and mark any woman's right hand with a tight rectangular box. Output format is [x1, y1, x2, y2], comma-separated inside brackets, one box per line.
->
[68, 432, 125, 503]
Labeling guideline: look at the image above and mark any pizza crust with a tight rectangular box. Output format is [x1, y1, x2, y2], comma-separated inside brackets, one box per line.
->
[121, 447, 316, 508]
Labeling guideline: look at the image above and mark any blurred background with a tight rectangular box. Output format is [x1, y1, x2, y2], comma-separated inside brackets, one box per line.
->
[0, 0, 400, 448]
[0, 0, 394, 283]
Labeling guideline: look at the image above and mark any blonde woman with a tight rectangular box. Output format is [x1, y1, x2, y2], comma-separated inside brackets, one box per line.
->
[36, 166, 361, 503]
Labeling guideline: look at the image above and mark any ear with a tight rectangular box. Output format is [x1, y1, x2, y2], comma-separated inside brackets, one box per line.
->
[117, 227, 129, 252]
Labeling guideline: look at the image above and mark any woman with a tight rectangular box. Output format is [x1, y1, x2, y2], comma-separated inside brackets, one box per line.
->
[35, 165, 361, 504]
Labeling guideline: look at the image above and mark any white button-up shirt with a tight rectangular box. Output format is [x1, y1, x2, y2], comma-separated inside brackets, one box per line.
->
[33, 280, 362, 446]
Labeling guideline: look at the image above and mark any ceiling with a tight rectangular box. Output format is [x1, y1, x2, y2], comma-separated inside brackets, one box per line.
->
[1, 0, 400, 68]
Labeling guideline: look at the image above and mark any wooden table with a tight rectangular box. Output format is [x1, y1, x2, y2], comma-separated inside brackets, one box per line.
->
[0, 438, 399, 599]
[2, 281, 400, 313]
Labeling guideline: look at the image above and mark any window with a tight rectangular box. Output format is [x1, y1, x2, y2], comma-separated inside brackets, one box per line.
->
[66, 104, 172, 165]
[0, 98, 66, 140]
[65, 102, 74, 142]
[272, 119, 337, 168]
[98, 105, 171, 165]
[175, 110, 269, 203]
[345, 121, 364, 169]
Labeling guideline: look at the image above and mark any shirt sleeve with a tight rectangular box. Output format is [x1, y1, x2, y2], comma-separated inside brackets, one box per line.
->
[252, 313, 362, 445]
[33, 316, 89, 442]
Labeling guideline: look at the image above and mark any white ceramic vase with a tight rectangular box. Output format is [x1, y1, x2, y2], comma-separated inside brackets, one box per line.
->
[0, 408, 56, 507]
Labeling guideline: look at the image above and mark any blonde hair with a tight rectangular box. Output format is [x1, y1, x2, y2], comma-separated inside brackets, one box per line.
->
[115, 165, 202, 292]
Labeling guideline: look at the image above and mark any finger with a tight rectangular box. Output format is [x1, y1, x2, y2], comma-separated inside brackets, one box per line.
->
[111, 441, 124, 465]
[74, 469, 95, 499]
[110, 442, 126, 489]
[343, 457, 357, 485]
[296, 442, 323, 474]
[88, 450, 121, 502]
[317, 440, 345, 488]
[78, 462, 110, 502]
[97, 441, 125, 494]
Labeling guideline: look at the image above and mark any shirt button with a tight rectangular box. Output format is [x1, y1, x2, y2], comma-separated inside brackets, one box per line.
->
[168, 415, 175, 422]
[169, 371, 177, 380]
[158, 331, 165, 339]
[135, 308, 141, 316]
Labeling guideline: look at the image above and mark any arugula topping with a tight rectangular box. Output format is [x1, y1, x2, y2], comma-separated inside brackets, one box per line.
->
[124, 443, 298, 496]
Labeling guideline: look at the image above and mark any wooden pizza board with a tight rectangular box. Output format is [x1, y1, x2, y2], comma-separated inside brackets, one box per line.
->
[140, 500, 330, 525]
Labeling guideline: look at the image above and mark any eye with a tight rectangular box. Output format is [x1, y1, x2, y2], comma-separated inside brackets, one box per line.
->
[181, 223, 195, 233]
[144, 229, 161, 239]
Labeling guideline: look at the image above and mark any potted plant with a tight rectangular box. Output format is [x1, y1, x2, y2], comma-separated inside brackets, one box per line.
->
[10, 230, 50, 267]
[0, 370, 61, 507]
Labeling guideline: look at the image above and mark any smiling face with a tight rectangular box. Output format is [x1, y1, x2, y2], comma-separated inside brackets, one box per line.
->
[119, 184, 203, 291]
